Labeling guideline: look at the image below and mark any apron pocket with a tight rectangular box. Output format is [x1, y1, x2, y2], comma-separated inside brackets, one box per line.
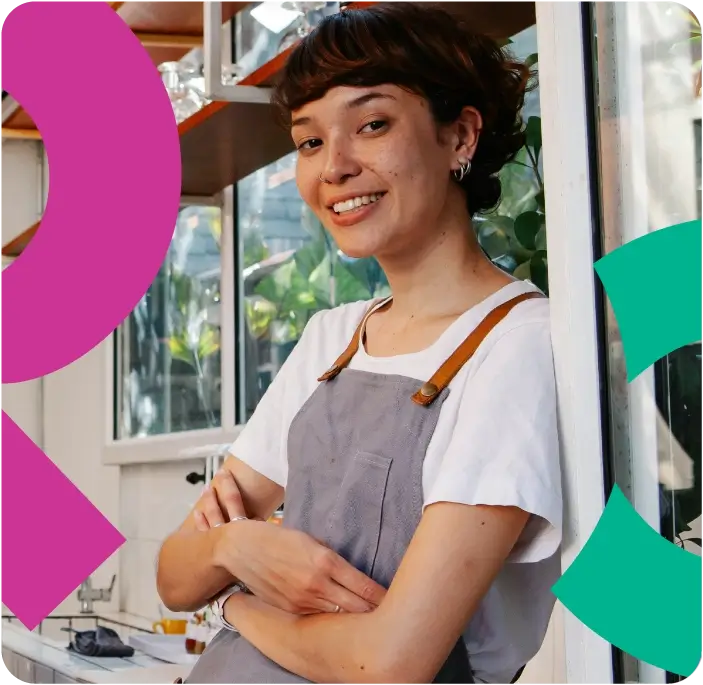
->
[325, 451, 392, 578]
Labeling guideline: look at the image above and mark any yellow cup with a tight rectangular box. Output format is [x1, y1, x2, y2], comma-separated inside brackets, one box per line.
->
[153, 618, 187, 635]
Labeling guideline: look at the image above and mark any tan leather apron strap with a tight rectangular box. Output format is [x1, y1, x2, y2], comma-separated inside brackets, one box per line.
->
[411, 291, 546, 406]
[317, 298, 392, 382]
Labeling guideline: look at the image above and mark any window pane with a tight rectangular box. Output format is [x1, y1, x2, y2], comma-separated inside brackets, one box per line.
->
[235, 2, 340, 78]
[587, 3, 701, 680]
[236, 152, 390, 420]
[116, 205, 223, 439]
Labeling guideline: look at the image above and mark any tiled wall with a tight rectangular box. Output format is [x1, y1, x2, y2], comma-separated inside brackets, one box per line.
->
[119, 459, 207, 620]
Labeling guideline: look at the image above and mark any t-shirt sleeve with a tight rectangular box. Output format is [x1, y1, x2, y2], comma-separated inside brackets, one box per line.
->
[227, 310, 325, 488]
[424, 321, 562, 563]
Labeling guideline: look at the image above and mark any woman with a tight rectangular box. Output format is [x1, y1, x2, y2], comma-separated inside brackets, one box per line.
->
[157, 4, 562, 683]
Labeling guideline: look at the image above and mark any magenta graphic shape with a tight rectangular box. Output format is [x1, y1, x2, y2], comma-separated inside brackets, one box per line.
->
[2, 414, 126, 630]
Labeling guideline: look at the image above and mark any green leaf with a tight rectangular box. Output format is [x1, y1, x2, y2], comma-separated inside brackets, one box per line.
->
[535, 190, 545, 211]
[167, 336, 194, 366]
[294, 241, 326, 279]
[525, 52, 539, 68]
[244, 297, 276, 338]
[514, 211, 543, 250]
[513, 260, 531, 281]
[535, 225, 548, 251]
[198, 327, 220, 358]
[477, 220, 512, 258]
[254, 274, 282, 303]
[530, 249, 549, 294]
[526, 116, 542, 157]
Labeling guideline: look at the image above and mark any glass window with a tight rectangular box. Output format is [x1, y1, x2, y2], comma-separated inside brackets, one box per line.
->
[236, 152, 391, 421]
[235, 2, 340, 78]
[235, 22, 541, 421]
[587, 3, 701, 681]
[115, 204, 223, 439]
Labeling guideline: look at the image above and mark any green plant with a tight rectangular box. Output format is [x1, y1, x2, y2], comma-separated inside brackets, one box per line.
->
[164, 269, 221, 427]
[247, 236, 388, 345]
[475, 104, 548, 294]
[673, 7, 701, 97]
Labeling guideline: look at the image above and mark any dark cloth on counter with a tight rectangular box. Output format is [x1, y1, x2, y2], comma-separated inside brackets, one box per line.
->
[65, 626, 135, 658]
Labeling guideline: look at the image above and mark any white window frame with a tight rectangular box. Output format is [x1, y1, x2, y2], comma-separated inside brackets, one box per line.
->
[535, 3, 614, 683]
[102, 186, 244, 466]
[589, 3, 699, 683]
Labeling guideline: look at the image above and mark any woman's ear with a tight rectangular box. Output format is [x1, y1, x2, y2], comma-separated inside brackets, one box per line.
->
[450, 106, 482, 171]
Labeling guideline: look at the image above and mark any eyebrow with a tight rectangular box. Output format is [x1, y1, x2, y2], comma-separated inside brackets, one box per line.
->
[290, 92, 397, 129]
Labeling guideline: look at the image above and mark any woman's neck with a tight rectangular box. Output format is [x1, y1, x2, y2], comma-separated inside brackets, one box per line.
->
[377, 216, 515, 320]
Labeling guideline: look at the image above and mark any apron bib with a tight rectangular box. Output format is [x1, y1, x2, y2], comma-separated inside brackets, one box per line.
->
[184, 291, 542, 684]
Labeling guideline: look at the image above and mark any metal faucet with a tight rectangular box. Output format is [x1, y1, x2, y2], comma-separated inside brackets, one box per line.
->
[77, 574, 116, 614]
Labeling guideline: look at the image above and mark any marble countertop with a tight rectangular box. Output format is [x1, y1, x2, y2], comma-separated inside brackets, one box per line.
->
[1, 615, 192, 684]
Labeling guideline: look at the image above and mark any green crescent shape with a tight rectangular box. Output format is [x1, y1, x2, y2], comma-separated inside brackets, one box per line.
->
[553, 485, 701, 677]
[556, 220, 702, 677]
[593, 219, 701, 382]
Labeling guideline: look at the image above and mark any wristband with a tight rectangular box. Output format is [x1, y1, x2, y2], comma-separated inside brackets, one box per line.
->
[210, 582, 247, 632]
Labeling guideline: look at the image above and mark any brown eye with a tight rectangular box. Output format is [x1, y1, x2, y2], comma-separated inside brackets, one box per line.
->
[298, 138, 323, 151]
[360, 120, 388, 134]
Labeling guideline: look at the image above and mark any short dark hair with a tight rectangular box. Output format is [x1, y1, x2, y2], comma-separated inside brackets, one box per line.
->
[271, 2, 534, 216]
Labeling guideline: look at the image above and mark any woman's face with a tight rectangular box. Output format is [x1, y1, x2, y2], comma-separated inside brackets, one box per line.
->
[291, 84, 475, 260]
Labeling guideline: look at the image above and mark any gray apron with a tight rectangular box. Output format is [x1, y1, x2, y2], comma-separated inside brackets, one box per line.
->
[184, 291, 542, 684]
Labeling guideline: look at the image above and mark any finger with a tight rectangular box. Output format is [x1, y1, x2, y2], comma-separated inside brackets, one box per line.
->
[212, 469, 248, 521]
[317, 579, 374, 614]
[329, 557, 387, 607]
[200, 486, 226, 528]
[193, 509, 210, 532]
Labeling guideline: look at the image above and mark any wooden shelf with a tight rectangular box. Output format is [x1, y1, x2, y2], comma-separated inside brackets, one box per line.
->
[2, 1, 248, 139]
[2, 221, 40, 258]
[178, 47, 296, 197]
[176, 1, 536, 196]
[2, 1, 536, 256]
[117, 1, 244, 36]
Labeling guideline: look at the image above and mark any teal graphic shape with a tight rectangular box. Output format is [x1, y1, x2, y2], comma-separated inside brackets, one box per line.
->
[593, 219, 701, 382]
[553, 486, 701, 677]
[555, 220, 703, 677]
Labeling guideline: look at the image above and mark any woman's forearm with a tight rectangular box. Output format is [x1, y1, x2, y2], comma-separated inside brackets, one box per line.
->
[226, 594, 392, 684]
[156, 527, 236, 612]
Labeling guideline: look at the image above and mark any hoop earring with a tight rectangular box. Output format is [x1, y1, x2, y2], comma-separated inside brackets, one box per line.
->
[453, 159, 471, 183]
[319, 173, 332, 184]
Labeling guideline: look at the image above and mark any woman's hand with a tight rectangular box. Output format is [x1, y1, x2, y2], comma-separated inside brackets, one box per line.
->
[193, 467, 253, 530]
[195, 469, 387, 615]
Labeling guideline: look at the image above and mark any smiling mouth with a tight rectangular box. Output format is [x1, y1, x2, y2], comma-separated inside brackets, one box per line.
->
[331, 192, 387, 215]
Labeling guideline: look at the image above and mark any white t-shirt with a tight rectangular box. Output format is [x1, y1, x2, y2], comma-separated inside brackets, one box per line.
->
[230, 278, 563, 684]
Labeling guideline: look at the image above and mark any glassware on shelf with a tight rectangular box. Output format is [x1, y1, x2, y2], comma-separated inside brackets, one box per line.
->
[281, 1, 328, 38]
[186, 65, 244, 109]
[158, 61, 207, 124]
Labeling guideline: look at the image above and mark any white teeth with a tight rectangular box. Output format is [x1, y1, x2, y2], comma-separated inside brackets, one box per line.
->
[333, 193, 384, 214]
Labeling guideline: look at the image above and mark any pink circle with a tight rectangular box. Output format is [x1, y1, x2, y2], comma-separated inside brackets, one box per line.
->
[2, 1, 181, 383]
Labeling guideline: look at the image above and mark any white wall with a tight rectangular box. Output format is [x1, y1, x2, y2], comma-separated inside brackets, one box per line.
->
[42, 340, 121, 614]
[2, 141, 120, 615]
[2, 140, 44, 447]
[120, 459, 205, 619]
